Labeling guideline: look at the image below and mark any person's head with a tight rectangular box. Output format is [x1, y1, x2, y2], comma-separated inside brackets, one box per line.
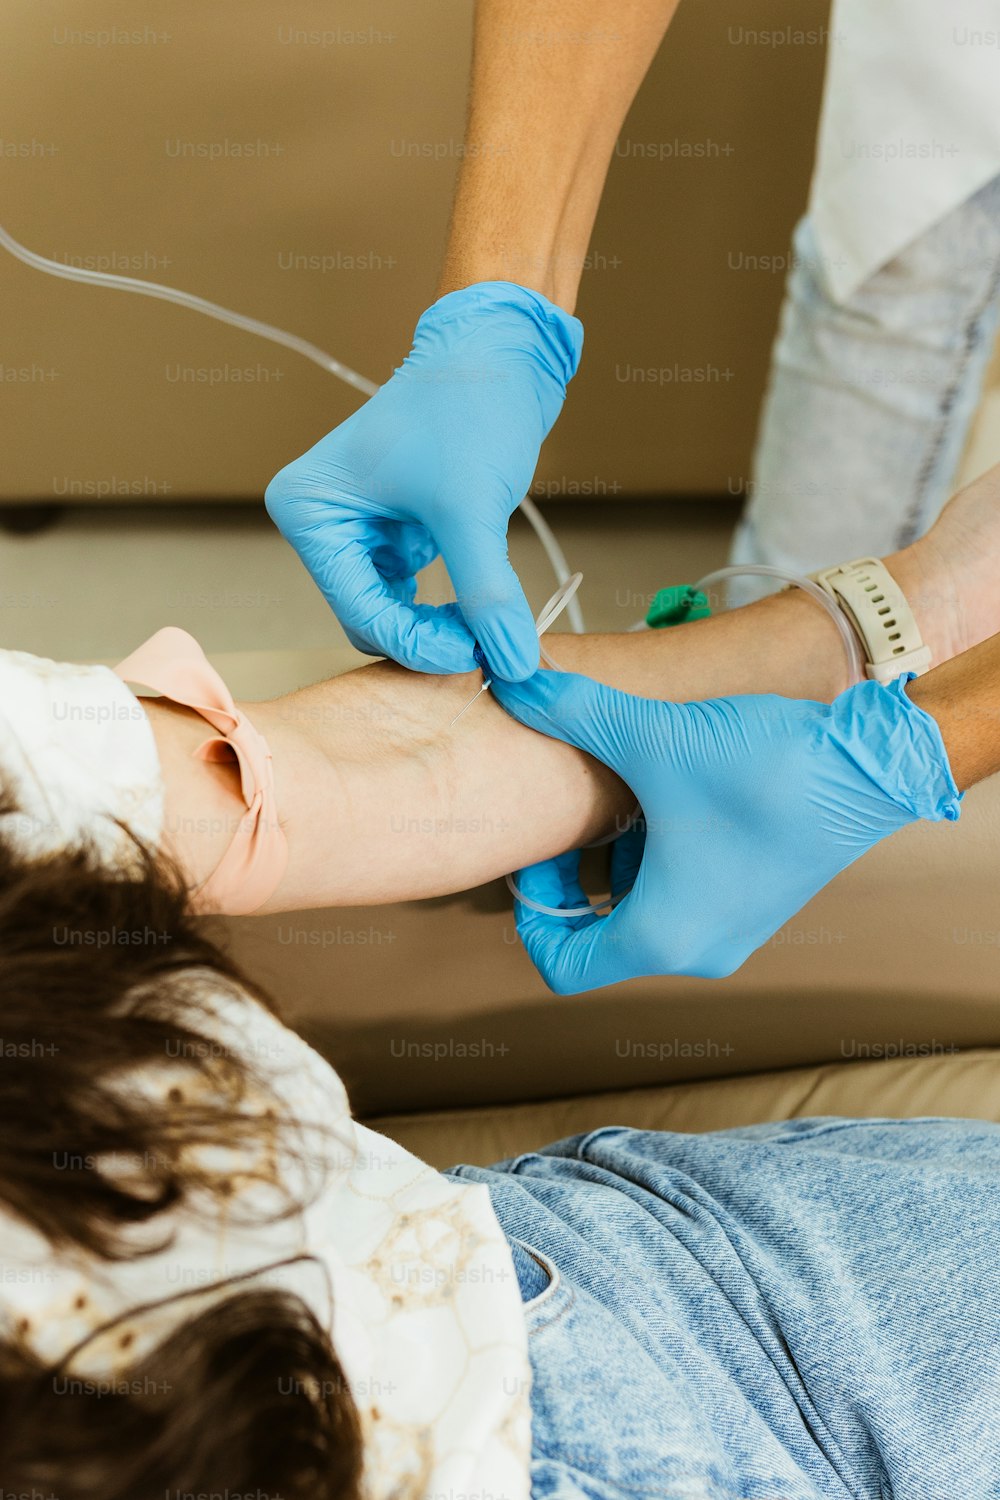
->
[0, 802, 364, 1499]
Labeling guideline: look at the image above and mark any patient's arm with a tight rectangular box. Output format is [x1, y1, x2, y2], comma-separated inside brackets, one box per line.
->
[143, 462, 1000, 912]
[910, 630, 1000, 791]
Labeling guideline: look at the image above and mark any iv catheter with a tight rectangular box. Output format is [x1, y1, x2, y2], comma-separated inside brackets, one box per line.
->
[449, 571, 583, 726]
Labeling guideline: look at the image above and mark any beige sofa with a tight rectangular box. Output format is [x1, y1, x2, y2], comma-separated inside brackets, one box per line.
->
[3, 0, 835, 505]
[196, 646, 1000, 1163]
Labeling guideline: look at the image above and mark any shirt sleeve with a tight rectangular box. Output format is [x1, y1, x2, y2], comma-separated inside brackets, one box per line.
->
[0, 647, 164, 867]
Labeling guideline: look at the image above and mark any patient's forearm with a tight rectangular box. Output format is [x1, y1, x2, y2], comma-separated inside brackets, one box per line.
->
[144, 541, 941, 912]
[909, 629, 1000, 792]
[258, 650, 632, 909]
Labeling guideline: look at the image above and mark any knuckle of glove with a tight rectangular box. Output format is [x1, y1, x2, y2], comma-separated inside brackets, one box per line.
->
[264, 466, 297, 527]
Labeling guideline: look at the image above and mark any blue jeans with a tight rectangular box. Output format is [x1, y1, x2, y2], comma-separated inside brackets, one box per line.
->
[449, 1117, 1000, 1499]
[731, 174, 1000, 573]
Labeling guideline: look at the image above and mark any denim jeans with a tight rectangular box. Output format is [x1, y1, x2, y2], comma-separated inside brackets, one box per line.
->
[730, 173, 1000, 574]
[449, 1117, 1000, 1499]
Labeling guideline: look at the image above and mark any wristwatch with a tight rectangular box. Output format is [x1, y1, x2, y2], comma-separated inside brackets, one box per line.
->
[809, 557, 932, 685]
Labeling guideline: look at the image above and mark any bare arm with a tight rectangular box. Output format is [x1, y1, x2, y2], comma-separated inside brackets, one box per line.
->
[910, 631, 1000, 792]
[142, 497, 991, 912]
[437, 0, 680, 311]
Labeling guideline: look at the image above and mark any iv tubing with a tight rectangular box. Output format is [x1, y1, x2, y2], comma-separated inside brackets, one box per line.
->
[692, 565, 866, 685]
[0, 221, 585, 633]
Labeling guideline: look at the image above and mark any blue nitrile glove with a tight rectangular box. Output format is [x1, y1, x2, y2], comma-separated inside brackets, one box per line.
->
[265, 281, 583, 680]
[489, 669, 962, 994]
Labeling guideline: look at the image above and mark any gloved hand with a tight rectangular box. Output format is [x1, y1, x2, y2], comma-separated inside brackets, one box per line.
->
[490, 668, 962, 993]
[265, 281, 583, 680]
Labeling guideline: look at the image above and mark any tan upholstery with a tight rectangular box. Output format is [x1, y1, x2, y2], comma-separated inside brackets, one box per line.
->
[6, 0, 829, 503]
[368, 1051, 1000, 1168]
[183, 645, 1000, 1162]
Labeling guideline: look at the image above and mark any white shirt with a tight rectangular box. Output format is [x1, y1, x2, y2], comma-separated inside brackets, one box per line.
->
[810, 0, 1000, 300]
[0, 646, 533, 1500]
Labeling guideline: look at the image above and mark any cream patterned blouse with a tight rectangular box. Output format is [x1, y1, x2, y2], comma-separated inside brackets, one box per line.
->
[0, 645, 533, 1500]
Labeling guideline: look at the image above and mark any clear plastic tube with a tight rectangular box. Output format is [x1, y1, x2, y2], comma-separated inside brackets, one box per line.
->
[504, 870, 624, 918]
[504, 809, 639, 919]
[0, 220, 586, 631]
[518, 495, 585, 634]
[0, 222, 381, 397]
[692, 564, 865, 685]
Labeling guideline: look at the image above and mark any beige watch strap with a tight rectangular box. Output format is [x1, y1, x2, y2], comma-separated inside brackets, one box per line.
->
[809, 557, 932, 685]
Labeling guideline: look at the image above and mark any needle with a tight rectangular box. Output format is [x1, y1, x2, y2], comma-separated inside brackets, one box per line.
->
[448, 572, 584, 730]
[449, 677, 493, 727]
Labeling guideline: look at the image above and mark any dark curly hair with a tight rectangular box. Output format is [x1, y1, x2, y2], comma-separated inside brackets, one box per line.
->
[0, 805, 363, 1500]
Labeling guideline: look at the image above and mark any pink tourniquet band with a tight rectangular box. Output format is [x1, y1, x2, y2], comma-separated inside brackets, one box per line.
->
[115, 627, 288, 915]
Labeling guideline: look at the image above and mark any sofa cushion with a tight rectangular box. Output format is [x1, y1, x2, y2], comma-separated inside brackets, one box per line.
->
[366, 1049, 1000, 1168]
